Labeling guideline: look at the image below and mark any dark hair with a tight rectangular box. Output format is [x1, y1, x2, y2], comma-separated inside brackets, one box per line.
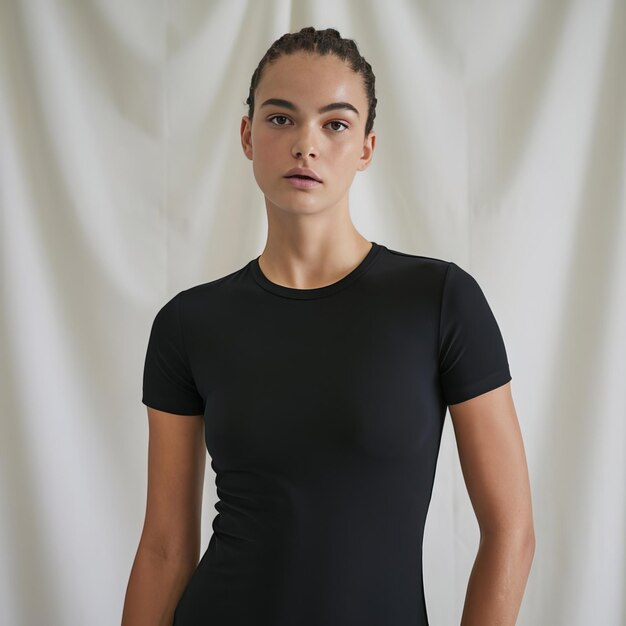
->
[244, 27, 377, 139]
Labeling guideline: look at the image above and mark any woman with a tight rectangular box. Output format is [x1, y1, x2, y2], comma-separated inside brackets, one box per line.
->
[122, 27, 534, 626]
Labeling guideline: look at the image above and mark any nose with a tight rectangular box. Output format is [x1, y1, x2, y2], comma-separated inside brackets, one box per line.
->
[293, 145, 318, 159]
[292, 127, 319, 159]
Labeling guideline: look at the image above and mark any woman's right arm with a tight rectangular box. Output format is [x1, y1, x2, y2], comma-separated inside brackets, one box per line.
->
[121, 407, 207, 626]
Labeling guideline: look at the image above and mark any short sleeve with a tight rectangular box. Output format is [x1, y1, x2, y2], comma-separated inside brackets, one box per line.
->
[141, 293, 205, 415]
[438, 262, 512, 405]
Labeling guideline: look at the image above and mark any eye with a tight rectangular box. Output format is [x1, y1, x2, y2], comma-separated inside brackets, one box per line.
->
[267, 115, 349, 133]
[326, 120, 349, 132]
[268, 115, 292, 127]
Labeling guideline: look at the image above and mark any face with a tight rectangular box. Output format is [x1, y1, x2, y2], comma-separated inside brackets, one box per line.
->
[240, 51, 375, 216]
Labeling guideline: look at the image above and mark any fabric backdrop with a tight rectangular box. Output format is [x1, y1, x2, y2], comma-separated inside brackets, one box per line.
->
[1, 1, 625, 624]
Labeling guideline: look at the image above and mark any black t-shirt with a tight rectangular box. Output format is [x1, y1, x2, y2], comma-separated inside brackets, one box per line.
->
[141, 241, 512, 626]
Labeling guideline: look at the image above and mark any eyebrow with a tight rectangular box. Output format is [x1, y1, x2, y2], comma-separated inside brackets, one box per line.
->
[259, 98, 360, 117]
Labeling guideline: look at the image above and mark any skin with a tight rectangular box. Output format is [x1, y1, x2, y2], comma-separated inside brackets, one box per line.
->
[240, 50, 377, 288]
[121, 408, 205, 626]
[450, 384, 535, 625]
[122, 51, 535, 626]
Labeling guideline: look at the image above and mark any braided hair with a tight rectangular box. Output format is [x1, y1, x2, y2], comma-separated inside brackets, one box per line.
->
[244, 26, 377, 139]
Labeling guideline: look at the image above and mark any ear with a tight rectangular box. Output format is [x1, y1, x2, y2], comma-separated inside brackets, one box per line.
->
[240, 116, 253, 160]
[358, 131, 376, 171]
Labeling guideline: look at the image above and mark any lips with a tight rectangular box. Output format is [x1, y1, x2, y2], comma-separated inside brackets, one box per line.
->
[284, 176, 322, 189]
[284, 167, 322, 182]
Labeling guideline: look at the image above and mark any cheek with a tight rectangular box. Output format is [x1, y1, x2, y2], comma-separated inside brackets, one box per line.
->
[251, 139, 275, 171]
[335, 139, 362, 160]
[257, 137, 283, 165]
[330, 146, 362, 176]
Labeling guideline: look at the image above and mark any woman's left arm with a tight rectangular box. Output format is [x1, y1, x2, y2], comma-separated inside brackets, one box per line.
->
[449, 381, 535, 626]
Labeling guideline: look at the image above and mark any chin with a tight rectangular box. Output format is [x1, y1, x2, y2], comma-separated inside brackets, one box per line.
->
[265, 196, 326, 216]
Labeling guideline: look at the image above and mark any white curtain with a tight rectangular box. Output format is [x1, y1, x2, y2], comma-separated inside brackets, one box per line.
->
[1, 1, 624, 624]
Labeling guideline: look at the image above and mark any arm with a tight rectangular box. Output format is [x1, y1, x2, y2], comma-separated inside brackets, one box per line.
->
[121, 407, 206, 626]
[449, 382, 535, 626]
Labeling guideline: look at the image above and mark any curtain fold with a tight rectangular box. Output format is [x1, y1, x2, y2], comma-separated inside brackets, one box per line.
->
[1, 1, 624, 624]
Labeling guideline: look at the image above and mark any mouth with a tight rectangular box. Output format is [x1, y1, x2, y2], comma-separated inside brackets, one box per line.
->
[284, 175, 322, 189]
[285, 174, 321, 181]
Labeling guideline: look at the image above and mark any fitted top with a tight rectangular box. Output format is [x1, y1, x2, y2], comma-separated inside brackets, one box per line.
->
[141, 241, 512, 626]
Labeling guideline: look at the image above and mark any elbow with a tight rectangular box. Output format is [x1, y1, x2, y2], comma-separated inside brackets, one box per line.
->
[514, 525, 536, 565]
[480, 522, 536, 557]
[525, 526, 536, 560]
[514, 527, 536, 572]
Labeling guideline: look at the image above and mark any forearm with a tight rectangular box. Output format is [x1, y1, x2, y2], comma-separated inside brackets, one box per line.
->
[460, 530, 535, 626]
[121, 544, 197, 626]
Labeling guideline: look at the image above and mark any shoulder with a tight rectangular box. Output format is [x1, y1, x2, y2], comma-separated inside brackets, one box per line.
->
[383, 246, 451, 270]
[377, 246, 461, 297]
[380, 245, 450, 275]
[168, 261, 252, 315]
[182, 262, 249, 298]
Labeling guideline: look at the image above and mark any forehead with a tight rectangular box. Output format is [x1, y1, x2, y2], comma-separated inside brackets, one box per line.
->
[257, 52, 364, 107]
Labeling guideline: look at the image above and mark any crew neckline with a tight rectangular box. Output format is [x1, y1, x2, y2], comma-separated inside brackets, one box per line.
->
[251, 241, 384, 300]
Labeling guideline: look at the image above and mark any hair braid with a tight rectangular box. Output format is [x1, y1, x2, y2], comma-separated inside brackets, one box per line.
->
[244, 27, 377, 138]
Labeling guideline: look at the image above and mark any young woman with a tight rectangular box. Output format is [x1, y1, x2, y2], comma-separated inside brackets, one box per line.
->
[122, 27, 534, 626]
